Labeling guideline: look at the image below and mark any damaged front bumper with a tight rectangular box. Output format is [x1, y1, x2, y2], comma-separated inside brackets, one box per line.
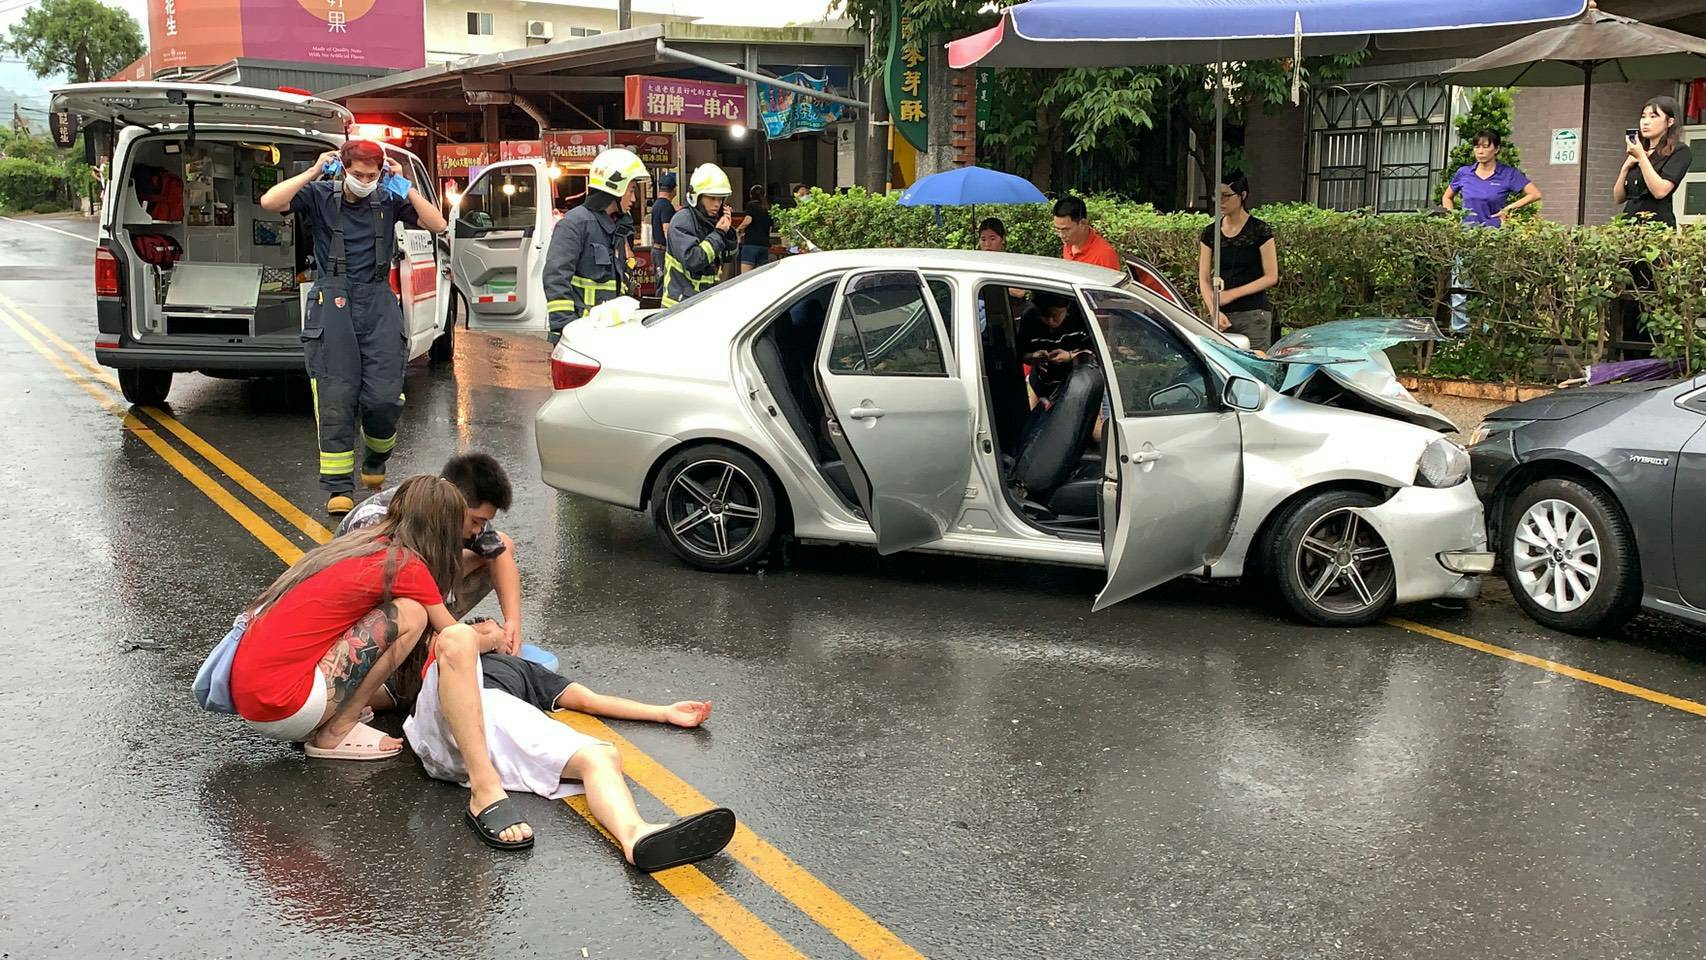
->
[1350, 481, 1489, 603]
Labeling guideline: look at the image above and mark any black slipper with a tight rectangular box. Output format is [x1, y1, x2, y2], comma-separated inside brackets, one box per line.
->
[465, 797, 535, 851]
[631, 808, 736, 873]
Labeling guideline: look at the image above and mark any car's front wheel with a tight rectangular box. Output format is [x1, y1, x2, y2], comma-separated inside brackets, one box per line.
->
[429, 292, 459, 363]
[117, 368, 172, 406]
[649, 444, 780, 572]
[1502, 477, 1641, 635]
[1264, 489, 1398, 627]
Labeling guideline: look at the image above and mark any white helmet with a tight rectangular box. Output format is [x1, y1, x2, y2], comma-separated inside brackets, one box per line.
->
[587, 147, 650, 198]
[689, 163, 733, 203]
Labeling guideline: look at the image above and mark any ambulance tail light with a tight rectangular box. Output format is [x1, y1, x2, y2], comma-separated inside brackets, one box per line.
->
[550, 347, 600, 389]
[95, 245, 121, 297]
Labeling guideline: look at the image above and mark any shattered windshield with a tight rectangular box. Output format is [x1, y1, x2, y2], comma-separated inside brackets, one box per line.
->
[1265, 317, 1444, 364]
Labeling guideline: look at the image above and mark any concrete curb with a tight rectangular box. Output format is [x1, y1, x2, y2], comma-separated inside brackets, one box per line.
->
[1398, 375, 1556, 403]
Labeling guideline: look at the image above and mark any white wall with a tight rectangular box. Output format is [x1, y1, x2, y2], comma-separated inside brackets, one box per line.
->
[426, 0, 680, 61]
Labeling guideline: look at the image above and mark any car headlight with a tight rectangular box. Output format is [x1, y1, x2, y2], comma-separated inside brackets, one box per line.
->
[1416, 438, 1471, 488]
[1466, 419, 1532, 448]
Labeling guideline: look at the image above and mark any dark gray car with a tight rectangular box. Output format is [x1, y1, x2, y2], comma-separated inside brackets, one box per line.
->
[1469, 376, 1706, 634]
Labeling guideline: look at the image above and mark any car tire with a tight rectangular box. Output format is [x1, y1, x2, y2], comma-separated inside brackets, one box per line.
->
[649, 444, 780, 573]
[1502, 477, 1641, 635]
[1264, 489, 1398, 627]
[429, 294, 458, 363]
[117, 368, 172, 406]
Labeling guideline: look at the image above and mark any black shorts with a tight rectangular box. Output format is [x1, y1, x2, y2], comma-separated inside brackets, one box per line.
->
[480, 653, 573, 711]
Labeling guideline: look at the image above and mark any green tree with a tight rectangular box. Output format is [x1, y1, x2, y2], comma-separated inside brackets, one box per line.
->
[1164, 55, 1364, 203]
[981, 67, 1161, 192]
[8, 0, 145, 84]
[1434, 87, 1521, 203]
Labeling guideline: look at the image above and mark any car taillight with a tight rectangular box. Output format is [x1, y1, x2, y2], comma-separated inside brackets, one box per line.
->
[550, 348, 600, 389]
[95, 246, 120, 297]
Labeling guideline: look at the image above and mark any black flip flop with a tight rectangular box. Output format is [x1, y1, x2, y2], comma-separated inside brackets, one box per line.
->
[631, 808, 737, 873]
[465, 797, 535, 851]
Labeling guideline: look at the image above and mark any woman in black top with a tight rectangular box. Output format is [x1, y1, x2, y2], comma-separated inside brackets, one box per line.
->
[739, 185, 774, 273]
[1614, 95, 1692, 227]
[1197, 172, 1280, 351]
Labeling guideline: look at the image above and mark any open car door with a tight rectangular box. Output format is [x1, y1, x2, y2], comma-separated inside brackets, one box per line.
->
[1086, 288, 1244, 611]
[816, 269, 974, 554]
[449, 160, 552, 332]
[385, 146, 442, 359]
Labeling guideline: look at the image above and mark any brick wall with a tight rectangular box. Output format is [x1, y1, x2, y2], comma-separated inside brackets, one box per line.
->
[1510, 81, 1675, 225]
[1244, 105, 1310, 205]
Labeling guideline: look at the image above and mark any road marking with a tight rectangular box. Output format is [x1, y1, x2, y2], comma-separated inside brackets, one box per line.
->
[0, 293, 336, 546]
[556, 711, 928, 960]
[0, 310, 304, 565]
[564, 795, 811, 960]
[0, 215, 97, 243]
[1, 302, 903, 959]
[1388, 617, 1706, 719]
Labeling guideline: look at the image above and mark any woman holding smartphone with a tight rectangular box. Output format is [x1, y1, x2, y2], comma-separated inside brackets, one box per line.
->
[1613, 95, 1692, 227]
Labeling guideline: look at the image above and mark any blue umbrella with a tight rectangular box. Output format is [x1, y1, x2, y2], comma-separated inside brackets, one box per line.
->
[897, 166, 1048, 207]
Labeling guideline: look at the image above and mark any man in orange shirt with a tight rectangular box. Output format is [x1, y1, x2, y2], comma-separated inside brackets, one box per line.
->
[1053, 196, 1124, 272]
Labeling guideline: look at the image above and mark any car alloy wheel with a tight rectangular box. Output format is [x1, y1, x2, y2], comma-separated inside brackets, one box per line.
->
[1509, 498, 1601, 614]
[663, 459, 765, 562]
[1294, 507, 1396, 617]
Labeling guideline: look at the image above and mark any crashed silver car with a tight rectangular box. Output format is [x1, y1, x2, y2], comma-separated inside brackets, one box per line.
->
[535, 250, 1490, 626]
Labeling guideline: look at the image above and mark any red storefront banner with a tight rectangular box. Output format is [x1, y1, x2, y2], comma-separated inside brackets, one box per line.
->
[113, 0, 424, 77]
[500, 140, 546, 161]
[614, 131, 673, 167]
[544, 130, 610, 167]
[436, 143, 494, 177]
[624, 75, 746, 126]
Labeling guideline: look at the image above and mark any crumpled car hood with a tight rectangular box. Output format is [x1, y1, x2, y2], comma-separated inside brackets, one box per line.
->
[1213, 317, 1456, 433]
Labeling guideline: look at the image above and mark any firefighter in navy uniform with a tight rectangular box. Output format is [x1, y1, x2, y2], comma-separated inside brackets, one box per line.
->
[543, 147, 650, 342]
[662, 164, 739, 308]
[259, 139, 448, 516]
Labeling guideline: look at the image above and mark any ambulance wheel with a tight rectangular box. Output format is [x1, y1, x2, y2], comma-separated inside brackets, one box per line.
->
[430, 295, 458, 363]
[118, 368, 172, 406]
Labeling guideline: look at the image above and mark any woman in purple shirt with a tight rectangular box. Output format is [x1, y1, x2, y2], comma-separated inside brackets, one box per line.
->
[1442, 129, 1543, 227]
[1440, 130, 1542, 332]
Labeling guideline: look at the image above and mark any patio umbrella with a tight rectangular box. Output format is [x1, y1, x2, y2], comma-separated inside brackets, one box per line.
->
[948, 0, 1588, 314]
[1444, 7, 1706, 224]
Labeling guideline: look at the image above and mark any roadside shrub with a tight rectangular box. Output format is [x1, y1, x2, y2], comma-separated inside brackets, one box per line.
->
[0, 157, 66, 211]
[778, 190, 1705, 378]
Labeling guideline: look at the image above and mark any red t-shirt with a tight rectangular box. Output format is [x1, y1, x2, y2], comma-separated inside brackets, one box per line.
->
[1063, 228, 1123, 271]
[230, 548, 443, 721]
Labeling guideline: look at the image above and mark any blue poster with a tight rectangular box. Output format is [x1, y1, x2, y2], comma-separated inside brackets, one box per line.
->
[759, 71, 846, 139]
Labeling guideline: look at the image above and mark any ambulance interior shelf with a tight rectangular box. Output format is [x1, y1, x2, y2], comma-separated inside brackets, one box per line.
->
[120, 137, 321, 340]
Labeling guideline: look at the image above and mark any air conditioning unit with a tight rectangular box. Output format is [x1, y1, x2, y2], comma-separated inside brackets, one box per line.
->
[526, 20, 553, 40]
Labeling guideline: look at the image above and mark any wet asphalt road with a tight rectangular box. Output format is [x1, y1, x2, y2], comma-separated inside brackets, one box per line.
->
[3, 215, 1706, 959]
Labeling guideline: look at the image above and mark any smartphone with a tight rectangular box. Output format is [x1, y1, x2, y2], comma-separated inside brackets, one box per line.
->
[1626, 127, 1640, 144]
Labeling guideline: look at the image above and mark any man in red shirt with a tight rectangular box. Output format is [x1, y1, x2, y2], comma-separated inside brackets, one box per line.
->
[1053, 196, 1124, 272]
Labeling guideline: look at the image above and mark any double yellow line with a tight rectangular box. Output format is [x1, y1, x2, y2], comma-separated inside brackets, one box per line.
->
[0, 293, 925, 960]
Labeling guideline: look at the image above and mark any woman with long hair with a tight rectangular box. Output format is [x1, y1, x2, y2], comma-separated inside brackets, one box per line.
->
[1614, 95, 1692, 227]
[228, 474, 536, 849]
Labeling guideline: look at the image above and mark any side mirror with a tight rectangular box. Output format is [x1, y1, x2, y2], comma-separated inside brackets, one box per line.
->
[1223, 375, 1264, 412]
[1224, 332, 1253, 351]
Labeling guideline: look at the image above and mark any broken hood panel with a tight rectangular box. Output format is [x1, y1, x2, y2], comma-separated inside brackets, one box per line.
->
[1266, 316, 1444, 365]
[1299, 356, 1459, 433]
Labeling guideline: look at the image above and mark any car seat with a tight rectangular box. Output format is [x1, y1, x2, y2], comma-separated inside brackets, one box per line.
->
[1012, 359, 1105, 514]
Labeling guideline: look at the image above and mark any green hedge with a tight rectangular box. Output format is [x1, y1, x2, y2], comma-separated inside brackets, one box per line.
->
[0, 157, 67, 212]
[778, 189, 1705, 380]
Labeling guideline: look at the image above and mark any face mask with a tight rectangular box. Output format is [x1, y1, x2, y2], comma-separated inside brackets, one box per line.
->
[344, 176, 378, 198]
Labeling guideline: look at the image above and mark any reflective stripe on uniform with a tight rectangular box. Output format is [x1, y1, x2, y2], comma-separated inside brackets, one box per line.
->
[364, 433, 397, 454]
[546, 298, 577, 312]
[320, 450, 356, 474]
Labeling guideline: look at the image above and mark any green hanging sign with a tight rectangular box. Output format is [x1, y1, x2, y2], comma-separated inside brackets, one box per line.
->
[884, 0, 928, 151]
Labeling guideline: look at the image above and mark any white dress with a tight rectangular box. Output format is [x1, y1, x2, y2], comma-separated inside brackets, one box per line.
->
[404, 659, 608, 800]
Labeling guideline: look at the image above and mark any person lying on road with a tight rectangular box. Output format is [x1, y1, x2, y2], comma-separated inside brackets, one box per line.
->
[228, 474, 536, 850]
[403, 635, 734, 871]
[338, 452, 522, 711]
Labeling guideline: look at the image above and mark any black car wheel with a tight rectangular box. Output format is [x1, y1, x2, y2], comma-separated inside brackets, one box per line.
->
[117, 368, 172, 406]
[1265, 489, 1397, 627]
[429, 293, 458, 363]
[1503, 478, 1641, 635]
[650, 444, 779, 572]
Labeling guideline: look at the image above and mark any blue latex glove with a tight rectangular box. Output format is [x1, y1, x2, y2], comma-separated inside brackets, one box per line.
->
[381, 170, 412, 201]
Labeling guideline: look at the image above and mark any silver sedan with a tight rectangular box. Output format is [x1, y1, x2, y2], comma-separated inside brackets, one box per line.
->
[536, 249, 1491, 626]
